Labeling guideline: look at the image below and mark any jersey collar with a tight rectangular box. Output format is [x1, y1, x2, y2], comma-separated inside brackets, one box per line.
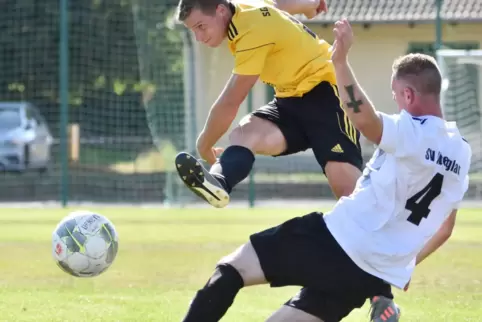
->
[228, 2, 236, 15]
[227, 2, 238, 43]
[404, 109, 457, 130]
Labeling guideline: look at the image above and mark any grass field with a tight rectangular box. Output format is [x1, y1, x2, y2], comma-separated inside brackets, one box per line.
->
[0, 207, 481, 321]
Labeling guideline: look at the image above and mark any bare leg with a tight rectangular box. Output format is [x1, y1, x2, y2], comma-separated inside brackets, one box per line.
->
[266, 305, 323, 322]
[175, 114, 287, 208]
[208, 114, 288, 195]
[229, 114, 288, 155]
[218, 241, 267, 286]
[324, 161, 361, 199]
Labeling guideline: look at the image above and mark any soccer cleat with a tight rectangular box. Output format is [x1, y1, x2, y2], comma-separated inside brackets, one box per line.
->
[369, 296, 401, 322]
[175, 152, 230, 208]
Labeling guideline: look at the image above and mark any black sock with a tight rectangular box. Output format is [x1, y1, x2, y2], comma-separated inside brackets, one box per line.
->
[182, 264, 244, 322]
[210, 145, 255, 193]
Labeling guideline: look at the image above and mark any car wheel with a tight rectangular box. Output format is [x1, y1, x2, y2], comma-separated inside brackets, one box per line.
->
[38, 166, 49, 174]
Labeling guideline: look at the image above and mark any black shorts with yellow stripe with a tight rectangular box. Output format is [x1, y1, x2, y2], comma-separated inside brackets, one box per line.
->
[251, 81, 362, 172]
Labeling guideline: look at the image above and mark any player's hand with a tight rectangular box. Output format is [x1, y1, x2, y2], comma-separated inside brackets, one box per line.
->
[198, 145, 224, 165]
[403, 279, 411, 292]
[303, 0, 328, 19]
[316, 0, 328, 14]
[331, 18, 354, 64]
[196, 132, 225, 165]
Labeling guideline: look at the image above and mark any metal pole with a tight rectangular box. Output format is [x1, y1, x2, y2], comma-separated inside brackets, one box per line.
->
[435, 0, 443, 50]
[59, 0, 69, 207]
[187, 32, 197, 156]
[247, 91, 255, 208]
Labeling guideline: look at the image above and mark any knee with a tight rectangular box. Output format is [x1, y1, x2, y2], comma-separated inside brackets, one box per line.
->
[186, 263, 243, 319]
[331, 181, 356, 199]
[217, 242, 267, 286]
[228, 125, 259, 151]
[325, 162, 362, 199]
[228, 116, 286, 156]
[205, 263, 244, 290]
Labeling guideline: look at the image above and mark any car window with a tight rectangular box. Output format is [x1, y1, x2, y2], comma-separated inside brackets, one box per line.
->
[0, 107, 21, 130]
[27, 106, 45, 125]
[25, 107, 37, 124]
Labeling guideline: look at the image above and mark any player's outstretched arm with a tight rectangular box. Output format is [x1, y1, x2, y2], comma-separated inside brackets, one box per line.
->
[197, 74, 259, 164]
[331, 19, 383, 145]
[415, 209, 457, 266]
[274, 0, 327, 18]
[404, 209, 457, 291]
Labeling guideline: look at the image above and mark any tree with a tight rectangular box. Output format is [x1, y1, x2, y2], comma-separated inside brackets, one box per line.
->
[0, 0, 184, 143]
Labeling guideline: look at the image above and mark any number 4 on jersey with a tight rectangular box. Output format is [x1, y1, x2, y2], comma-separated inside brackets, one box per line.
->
[405, 173, 444, 226]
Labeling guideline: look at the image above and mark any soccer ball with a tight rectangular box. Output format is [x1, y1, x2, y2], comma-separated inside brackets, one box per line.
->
[52, 210, 119, 277]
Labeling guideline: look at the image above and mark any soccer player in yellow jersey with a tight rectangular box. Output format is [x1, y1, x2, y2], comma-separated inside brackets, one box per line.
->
[174, 0, 400, 321]
[176, 0, 360, 205]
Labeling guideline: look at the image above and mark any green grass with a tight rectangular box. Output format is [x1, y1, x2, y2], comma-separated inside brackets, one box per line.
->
[0, 207, 480, 321]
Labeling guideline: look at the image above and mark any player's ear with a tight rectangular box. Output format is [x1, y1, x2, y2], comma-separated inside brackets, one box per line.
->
[404, 87, 414, 103]
[216, 3, 229, 16]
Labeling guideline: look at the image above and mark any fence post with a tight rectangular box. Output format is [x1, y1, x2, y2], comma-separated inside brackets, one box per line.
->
[435, 0, 443, 50]
[247, 91, 255, 208]
[59, 0, 70, 207]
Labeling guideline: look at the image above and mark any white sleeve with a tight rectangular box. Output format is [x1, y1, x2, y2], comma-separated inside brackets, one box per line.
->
[378, 111, 418, 157]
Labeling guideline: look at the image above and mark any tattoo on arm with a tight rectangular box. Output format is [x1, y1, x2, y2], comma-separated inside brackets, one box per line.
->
[344, 85, 363, 113]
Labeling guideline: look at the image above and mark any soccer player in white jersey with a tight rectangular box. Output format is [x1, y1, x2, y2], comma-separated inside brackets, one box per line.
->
[179, 19, 471, 322]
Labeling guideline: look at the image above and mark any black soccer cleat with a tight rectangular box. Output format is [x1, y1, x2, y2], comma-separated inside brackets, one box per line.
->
[175, 152, 230, 208]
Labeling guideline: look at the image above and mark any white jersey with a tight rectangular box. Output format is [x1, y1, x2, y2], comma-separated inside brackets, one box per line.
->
[323, 110, 471, 289]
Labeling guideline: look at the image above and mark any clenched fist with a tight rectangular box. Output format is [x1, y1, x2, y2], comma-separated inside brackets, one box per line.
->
[331, 18, 354, 64]
[303, 0, 328, 19]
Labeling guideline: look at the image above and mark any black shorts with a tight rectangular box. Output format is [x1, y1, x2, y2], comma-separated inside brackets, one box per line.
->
[249, 212, 393, 322]
[252, 81, 363, 172]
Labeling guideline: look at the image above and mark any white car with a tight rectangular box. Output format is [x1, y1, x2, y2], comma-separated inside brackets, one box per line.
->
[0, 102, 53, 172]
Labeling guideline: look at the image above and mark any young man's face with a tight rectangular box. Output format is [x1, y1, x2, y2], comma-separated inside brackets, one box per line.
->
[183, 6, 229, 47]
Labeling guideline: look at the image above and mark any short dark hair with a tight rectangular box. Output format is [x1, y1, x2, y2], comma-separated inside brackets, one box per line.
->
[392, 53, 442, 96]
[176, 0, 229, 21]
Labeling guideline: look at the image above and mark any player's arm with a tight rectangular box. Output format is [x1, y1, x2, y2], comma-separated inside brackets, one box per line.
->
[404, 209, 457, 291]
[197, 34, 272, 164]
[333, 61, 383, 144]
[200, 74, 259, 143]
[197, 74, 258, 163]
[415, 209, 457, 266]
[331, 20, 383, 145]
[415, 171, 468, 266]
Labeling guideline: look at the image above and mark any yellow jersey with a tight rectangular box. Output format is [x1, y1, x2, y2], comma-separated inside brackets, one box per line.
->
[227, 0, 335, 98]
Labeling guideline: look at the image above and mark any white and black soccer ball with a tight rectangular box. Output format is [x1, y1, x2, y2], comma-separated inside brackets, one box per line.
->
[52, 210, 119, 277]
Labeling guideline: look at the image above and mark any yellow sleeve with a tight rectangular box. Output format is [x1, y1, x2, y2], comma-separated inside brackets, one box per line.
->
[233, 42, 272, 75]
[231, 6, 275, 75]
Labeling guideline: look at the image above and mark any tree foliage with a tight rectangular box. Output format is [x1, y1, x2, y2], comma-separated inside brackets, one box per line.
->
[0, 0, 184, 143]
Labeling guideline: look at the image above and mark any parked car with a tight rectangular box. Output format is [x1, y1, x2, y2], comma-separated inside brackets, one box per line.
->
[0, 102, 53, 172]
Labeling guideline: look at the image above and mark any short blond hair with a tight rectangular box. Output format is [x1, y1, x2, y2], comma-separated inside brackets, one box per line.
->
[392, 53, 442, 95]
